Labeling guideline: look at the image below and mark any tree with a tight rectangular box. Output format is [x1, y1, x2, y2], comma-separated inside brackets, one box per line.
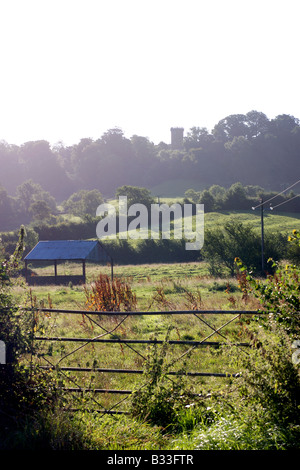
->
[19, 140, 70, 199]
[184, 189, 200, 204]
[15, 180, 56, 222]
[198, 189, 215, 212]
[184, 127, 213, 150]
[62, 189, 104, 218]
[223, 182, 249, 210]
[208, 185, 227, 208]
[0, 186, 17, 231]
[0, 141, 24, 194]
[29, 200, 53, 222]
[130, 135, 155, 160]
[213, 114, 248, 142]
[225, 135, 251, 155]
[0, 229, 60, 440]
[202, 219, 284, 276]
[245, 110, 270, 139]
[270, 114, 299, 137]
[115, 185, 155, 208]
[101, 127, 132, 156]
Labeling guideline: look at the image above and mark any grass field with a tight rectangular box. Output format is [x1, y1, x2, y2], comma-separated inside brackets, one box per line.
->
[87, 206, 300, 245]
[11, 256, 299, 450]
[4, 210, 299, 450]
[20, 260, 258, 310]
[15, 259, 260, 418]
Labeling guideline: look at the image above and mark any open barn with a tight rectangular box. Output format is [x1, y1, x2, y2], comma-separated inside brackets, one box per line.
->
[24, 240, 113, 285]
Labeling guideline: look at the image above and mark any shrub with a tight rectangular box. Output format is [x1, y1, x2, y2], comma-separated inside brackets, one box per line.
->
[233, 230, 300, 428]
[0, 228, 32, 362]
[0, 228, 61, 445]
[130, 330, 189, 429]
[235, 230, 300, 338]
[84, 273, 137, 312]
[129, 329, 211, 432]
[203, 219, 287, 276]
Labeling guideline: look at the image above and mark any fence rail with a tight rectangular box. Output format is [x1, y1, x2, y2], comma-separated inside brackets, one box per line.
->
[39, 365, 241, 378]
[31, 307, 259, 315]
[35, 337, 250, 347]
[29, 307, 263, 415]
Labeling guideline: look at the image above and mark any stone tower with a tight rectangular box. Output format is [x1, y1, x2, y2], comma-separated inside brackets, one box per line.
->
[170, 127, 184, 149]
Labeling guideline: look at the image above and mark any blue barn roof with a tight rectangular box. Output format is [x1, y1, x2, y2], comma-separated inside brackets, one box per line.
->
[24, 240, 111, 262]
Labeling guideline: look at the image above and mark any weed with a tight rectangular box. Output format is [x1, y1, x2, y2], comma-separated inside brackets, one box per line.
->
[84, 274, 137, 313]
[130, 328, 204, 431]
[148, 287, 175, 311]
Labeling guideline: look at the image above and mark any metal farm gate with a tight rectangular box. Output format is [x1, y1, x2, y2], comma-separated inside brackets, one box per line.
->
[29, 307, 258, 416]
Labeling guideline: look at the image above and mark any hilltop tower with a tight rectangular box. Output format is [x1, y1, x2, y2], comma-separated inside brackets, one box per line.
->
[170, 127, 184, 149]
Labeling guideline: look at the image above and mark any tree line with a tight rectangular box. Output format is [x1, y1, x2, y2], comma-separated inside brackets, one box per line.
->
[0, 178, 298, 233]
[0, 110, 299, 204]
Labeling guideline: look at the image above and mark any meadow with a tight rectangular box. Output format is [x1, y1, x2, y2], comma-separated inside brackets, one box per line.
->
[3, 210, 299, 450]
[101, 205, 300, 241]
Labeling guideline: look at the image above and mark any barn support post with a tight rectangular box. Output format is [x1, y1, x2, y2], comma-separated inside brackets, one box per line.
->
[54, 260, 57, 281]
[82, 260, 86, 283]
[260, 198, 265, 275]
[25, 259, 28, 283]
[111, 259, 114, 281]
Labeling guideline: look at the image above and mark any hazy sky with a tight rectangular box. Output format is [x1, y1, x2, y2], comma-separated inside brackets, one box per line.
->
[0, 0, 299, 147]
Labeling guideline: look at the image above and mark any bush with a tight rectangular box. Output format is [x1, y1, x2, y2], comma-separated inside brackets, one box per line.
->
[233, 230, 300, 431]
[0, 229, 62, 447]
[235, 230, 300, 338]
[237, 327, 300, 426]
[202, 219, 287, 276]
[84, 273, 137, 312]
[130, 329, 201, 431]
[0, 228, 32, 362]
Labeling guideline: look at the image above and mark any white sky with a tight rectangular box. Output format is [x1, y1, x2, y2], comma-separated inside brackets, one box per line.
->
[0, 0, 299, 147]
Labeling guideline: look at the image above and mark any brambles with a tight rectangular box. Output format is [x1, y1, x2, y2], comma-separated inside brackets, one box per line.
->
[233, 230, 300, 432]
[235, 230, 300, 338]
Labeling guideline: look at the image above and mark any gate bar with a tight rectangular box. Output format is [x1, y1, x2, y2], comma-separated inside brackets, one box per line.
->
[34, 336, 249, 347]
[39, 365, 240, 377]
[28, 307, 260, 316]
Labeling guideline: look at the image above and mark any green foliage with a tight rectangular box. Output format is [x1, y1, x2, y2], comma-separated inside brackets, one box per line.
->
[115, 185, 155, 208]
[16, 179, 57, 218]
[0, 227, 38, 257]
[0, 229, 61, 442]
[234, 327, 300, 426]
[232, 230, 300, 437]
[29, 200, 54, 222]
[0, 410, 166, 450]
[0, 227, 32, 362]
[1, 110, 300, 235]
[235, 230, 300, 338]
[184, 181, 299, 213]
[202, 219, 286, 276]
[129, 329, 212, 432]
[62, 189, 104, 218]
[0, 365, 60, 432]
[177, 408, 299, 450]
[130, 329, 187, 429]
